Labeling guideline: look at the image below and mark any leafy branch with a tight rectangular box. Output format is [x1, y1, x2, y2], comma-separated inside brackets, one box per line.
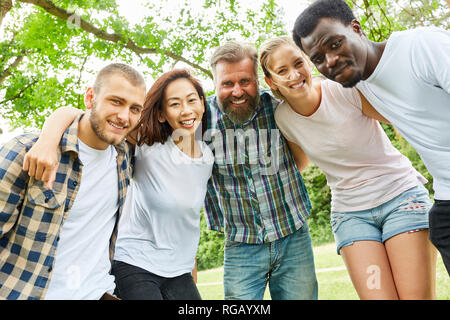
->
[0, 50, 27, 86]
[18, 0, 213, 78]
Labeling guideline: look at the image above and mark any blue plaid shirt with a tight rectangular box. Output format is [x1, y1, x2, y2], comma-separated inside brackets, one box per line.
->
[204, 90, 311, 244]
[0, 115, 132, 299]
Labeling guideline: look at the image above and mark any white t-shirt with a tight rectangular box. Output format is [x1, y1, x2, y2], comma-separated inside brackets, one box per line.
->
[114, 137, 213, 277]
[45, 140, 118, 300]
[275, 79, 426, 212]
[356, 27, 450, 200]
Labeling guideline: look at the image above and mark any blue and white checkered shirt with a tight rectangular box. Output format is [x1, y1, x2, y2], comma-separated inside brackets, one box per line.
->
[0, 115, 132, 299]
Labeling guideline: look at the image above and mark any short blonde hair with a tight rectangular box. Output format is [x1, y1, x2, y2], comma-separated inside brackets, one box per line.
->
[259, 36, 309, 100]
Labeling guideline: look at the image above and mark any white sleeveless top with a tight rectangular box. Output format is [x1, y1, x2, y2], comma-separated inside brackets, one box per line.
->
[275, 79, 426, 212]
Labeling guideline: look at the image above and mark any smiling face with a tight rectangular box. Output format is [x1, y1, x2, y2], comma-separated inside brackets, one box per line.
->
[214, 57, 260, 124]
[265, 44, 313, 100]
[84, 73, 145, 149]
[159, 78, 205, 137]
[300, 18, 368, 88]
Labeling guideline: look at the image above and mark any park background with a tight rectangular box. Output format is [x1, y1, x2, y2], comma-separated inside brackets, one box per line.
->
[0, 0, 449, 299]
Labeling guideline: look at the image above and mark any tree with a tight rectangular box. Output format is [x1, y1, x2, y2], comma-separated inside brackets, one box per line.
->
[0, 0, 286, 128]
[348, 0, 449, 42]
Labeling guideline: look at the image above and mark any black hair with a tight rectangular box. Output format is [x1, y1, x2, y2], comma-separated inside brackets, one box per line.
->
[137, 68, 207, 147]
[292, 0, 356, 50]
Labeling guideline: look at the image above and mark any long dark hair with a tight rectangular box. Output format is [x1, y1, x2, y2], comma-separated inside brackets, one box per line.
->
[136, 69, 208, 147]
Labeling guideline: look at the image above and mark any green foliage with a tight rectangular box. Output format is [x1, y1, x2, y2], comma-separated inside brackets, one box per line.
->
[348, 0, 449, 41]
[197, 210, 224, 271]
[301, 164, 334, 245]
[0, 0, 286, 129]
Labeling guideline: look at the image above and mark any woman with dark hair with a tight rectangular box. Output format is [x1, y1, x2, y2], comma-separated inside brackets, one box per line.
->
[111, 69, 213, 300]
[23, 69, 214, 300]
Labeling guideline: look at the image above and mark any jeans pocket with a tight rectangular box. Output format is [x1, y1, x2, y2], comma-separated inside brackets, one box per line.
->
[397, 188, 432, 214]
[330, 212, 349, 234]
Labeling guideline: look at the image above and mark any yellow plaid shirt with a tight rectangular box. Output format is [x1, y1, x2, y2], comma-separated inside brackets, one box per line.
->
[0, 115, 133, 299]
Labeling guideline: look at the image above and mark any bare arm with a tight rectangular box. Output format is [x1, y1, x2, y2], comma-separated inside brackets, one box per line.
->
[287, 140, 310, 172]
[192, 257, 198, 283]
[23, 106, 84, 189]
[358, 90, 391, 124]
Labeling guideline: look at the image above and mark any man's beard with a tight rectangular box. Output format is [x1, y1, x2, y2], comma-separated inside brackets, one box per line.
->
[89, 101, 128, 146]
[341, 70, 363, 88]
[217, 92, 260, 125]
[328, 60, 363, 88]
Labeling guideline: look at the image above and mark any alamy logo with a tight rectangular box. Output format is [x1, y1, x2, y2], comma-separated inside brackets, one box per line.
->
[66, 6, 82, 29]
[366, 265, 381, 290]
[166, 127, 282, 175]
[66, 265, 81, 290]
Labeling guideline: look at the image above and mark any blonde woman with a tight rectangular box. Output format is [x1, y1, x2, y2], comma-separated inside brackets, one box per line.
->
[259, 36, 436, 299]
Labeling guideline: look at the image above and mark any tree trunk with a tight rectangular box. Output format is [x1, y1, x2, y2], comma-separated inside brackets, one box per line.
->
[0, 0, 12, 27]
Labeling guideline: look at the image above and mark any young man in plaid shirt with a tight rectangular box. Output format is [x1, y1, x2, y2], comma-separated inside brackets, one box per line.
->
[0, 63, 145, 299]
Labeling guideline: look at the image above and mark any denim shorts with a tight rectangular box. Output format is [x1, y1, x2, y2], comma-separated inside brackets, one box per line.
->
[330, 184, 431, 255]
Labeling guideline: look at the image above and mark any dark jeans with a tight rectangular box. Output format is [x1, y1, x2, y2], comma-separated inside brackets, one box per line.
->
[111, 260, 202, 300]
[429, 199, 450, 276]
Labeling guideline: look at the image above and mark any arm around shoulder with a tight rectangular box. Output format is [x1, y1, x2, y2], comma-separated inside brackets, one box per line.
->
[23, 106, 84, 189]
[287, 140, 310, 172]
[358, 90, 391, 124]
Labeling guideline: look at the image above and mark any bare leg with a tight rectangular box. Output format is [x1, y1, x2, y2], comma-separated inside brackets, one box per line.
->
[385, 230, 436, 300]
[340, 240, 399, 299]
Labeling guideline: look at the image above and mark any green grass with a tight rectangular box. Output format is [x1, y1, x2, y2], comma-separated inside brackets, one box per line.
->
[197, 242, 450, 300]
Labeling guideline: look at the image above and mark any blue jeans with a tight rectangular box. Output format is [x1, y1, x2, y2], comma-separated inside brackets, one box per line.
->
[111, 260, 201, 300]
[223, 223, 318, 300]
[331, 185, 431, 255]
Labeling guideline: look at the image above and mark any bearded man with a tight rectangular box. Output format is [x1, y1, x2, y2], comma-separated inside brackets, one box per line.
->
[204, 41, 318, 300]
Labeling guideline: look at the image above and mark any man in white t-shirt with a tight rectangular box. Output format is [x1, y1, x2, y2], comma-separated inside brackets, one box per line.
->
[0, 63, 146, 299]
[292, 0, 450, 275]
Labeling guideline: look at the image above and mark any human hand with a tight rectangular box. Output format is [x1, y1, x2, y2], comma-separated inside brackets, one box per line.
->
[23, 140, 58, 189]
